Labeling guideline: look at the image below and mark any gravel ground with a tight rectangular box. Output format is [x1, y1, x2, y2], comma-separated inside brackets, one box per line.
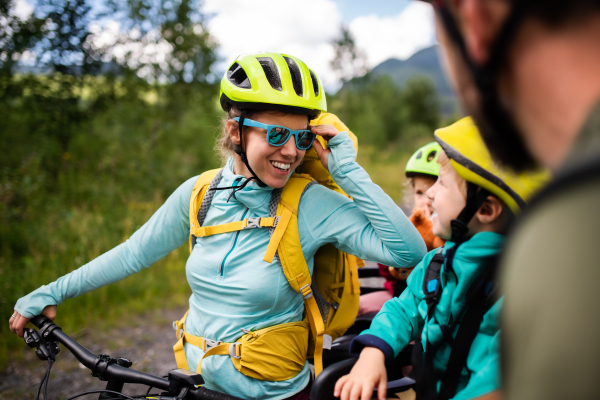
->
[0, 306, 187, 400]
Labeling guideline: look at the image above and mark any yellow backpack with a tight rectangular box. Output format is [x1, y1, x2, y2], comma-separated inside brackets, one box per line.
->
[173, 113, 363, 379]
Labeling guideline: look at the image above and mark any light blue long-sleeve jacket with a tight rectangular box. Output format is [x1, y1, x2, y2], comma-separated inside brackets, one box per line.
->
[15, 132, 427, 400]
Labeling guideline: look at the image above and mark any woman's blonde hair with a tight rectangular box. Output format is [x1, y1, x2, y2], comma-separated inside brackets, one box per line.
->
[215, 107, 243, 165]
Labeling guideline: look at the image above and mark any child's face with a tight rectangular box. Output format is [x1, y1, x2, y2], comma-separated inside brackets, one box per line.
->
[413, 176, 436, 216]
[426, 162, 467, 240]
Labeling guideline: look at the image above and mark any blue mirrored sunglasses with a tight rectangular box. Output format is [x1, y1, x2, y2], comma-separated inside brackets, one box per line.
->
[233, 117, 316, 150]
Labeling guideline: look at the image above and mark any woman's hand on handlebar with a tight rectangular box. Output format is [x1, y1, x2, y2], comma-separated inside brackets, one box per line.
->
[9, 305, 57, 337]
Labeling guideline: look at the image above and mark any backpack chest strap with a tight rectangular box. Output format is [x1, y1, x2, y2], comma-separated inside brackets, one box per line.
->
[192, 216, 280, 238]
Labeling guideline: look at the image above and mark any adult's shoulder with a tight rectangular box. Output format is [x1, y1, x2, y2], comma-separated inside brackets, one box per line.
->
[297, 182, 353, 215]
[500, 166, 600, 400]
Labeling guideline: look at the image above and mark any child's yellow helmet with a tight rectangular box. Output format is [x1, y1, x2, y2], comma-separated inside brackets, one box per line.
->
[434, 117, 550, 215]
[220, 52, 327, 118]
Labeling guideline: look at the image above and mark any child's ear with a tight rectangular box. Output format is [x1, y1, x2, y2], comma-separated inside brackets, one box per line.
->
[476, 195, 504, 224]
[227, 119, 241, 145]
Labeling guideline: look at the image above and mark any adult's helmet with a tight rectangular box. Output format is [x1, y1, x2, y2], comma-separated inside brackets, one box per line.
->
[405, 142, 442, 178]
[434, 117, 550, 242]
[220, 52, 327, 118]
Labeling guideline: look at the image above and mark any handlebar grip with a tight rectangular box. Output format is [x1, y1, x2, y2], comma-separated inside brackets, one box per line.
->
[30, 315, 52, 329]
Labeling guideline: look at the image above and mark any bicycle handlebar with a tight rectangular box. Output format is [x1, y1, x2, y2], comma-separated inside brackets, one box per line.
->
[30, 316, 243, 400]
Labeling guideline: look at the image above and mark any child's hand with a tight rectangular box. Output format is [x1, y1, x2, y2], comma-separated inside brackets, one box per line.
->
[310, 124, 339, 171]
[334, 347, 388, 400]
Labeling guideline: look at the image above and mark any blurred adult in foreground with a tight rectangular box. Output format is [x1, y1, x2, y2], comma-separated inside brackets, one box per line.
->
[423, 0, 600, 398]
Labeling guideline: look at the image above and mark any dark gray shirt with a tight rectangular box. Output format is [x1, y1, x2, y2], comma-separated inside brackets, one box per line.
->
[501, 99, 600, 399]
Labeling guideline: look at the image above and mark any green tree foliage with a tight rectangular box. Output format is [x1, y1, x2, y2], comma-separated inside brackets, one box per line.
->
[0, 0, 220, 369]
[328, 73, 440, 148]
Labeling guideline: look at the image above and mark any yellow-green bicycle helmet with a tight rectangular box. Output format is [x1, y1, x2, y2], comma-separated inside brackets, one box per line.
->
[405, 142, 442, 178]
[220, 51, 327, 118]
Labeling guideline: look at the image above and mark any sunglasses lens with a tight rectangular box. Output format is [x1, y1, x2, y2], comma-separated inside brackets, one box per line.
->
[296, 131, 315, 149]
[268, 127, 291, 146]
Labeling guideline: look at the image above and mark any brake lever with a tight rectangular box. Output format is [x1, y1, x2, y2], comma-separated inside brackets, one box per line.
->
[24, 327, 61, 361]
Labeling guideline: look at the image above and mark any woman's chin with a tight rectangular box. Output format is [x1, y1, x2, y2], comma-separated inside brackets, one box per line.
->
[261, 174, 289, 189]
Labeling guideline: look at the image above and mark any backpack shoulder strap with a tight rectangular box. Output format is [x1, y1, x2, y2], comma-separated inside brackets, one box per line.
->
[262, 173, 327, 375]
[263, 173, 316, 291]
[188, 168, 223, 252]
[423, 248, 445, 318]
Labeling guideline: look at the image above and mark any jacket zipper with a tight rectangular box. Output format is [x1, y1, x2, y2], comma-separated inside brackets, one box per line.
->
[219, 208, 249, 276]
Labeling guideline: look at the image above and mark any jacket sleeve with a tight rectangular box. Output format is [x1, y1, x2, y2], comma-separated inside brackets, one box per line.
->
[14, 176, 198, 318]
[297, 132, 427, 269]
[349, 253, 432, 361]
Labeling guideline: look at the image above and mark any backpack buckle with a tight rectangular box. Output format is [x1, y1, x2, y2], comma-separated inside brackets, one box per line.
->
[229, 342, 242, 359]
[244, 218, 261, 229]
[300, 284, 313, 299]
[203, 338, 222, 351]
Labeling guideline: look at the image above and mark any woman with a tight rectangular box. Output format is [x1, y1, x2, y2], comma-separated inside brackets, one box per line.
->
[9, 52, 426, 400]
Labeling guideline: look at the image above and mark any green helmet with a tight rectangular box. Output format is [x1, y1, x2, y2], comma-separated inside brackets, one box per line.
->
[405, 142, 442, 178]
[220, 51, 327, 118]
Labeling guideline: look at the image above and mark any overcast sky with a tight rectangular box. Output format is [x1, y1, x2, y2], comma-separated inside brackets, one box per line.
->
[13, 0, 437, 90]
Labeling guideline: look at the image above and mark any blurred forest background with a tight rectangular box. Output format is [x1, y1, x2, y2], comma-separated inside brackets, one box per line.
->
[0, 0, 457, 369]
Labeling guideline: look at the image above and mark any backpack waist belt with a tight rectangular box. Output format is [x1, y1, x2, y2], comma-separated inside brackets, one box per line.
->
[173, 311, 310, 382]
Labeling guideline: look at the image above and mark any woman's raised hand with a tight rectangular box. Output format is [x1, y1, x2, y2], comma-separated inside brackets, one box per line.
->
[310, 124, 339, 171]
[9, 305, 57, 338]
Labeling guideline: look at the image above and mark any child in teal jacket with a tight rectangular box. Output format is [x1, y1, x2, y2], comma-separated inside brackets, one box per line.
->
[335, 117, 550, 400]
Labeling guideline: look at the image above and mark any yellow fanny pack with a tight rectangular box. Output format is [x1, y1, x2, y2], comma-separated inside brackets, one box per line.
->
[173, 311, 309, 381]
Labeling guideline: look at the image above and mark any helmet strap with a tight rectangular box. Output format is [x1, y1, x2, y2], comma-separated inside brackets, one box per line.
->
[212, 110, 267, 202]
[450, 182, 490, 244]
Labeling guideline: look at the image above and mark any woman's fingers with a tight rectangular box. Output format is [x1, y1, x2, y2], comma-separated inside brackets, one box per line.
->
[10, 313, 30, 338]
[310, 124, 339, 141]
[312, 138, 330, 171]
[8, 305, 56, 338]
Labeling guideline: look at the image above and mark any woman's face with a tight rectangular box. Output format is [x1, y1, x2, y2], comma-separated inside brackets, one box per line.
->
[230, 111, 308, 189]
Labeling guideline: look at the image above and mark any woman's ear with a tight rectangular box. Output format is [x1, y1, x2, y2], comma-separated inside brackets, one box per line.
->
[476, 195, 504, 225]
[227, 119, 241, 145]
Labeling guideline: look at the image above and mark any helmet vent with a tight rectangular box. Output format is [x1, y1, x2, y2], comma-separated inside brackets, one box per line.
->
[283, 56, 303, 97]
[415, 150, 423, 159]
[227, 62, 251, 89]
[257, 57, 282, 91]
[427, 150, 437, 162]
[309, 69, 320, 97]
